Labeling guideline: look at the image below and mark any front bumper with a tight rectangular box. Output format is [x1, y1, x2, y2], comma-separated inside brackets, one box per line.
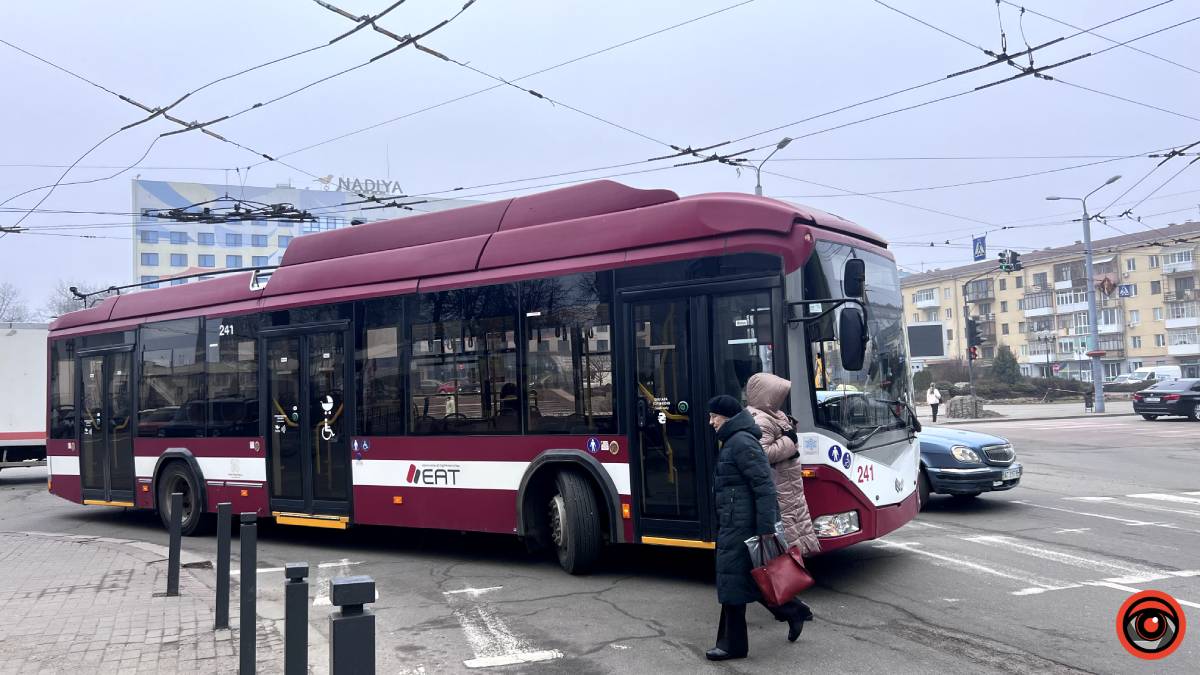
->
[928, 462, 1022, 495]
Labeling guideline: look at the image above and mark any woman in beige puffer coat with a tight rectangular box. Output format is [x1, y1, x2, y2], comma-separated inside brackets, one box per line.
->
[745, 372, 821, 557]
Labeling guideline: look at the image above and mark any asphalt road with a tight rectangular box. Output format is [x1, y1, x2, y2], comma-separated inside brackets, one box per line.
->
[2, 414, 1197, 674]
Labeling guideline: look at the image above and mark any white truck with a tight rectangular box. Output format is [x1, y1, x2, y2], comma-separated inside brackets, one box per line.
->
[0, 322, 47, 472]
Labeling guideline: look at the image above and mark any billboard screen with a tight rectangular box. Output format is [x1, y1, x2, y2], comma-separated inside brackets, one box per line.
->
[907, 323, 945, 358]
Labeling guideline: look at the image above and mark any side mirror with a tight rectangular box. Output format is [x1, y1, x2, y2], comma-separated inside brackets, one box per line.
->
[843, 258, 866, 298]
[839, 306, 867, 371]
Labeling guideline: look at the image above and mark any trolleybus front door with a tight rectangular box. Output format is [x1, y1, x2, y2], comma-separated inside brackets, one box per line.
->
[264, 330, 351, 520]
[78, 350, 135, 505]
[628, 284, 781, 545]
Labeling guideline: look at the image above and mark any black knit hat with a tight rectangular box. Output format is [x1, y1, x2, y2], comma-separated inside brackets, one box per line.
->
[707, 394, 742, 418]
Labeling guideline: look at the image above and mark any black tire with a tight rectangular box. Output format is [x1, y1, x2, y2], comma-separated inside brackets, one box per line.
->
[549, 471, 603, 574]
[157, 461, 211, 536]
[1192, 404, 1200, 421]
[1142, 414, 1159, 421]
[917, 469, 931, 511]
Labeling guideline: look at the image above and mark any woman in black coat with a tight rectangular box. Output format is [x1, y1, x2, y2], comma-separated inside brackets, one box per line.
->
[707, 395, 811, 661]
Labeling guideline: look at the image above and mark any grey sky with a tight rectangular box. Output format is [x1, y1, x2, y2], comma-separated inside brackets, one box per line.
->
[2, 0, 1198, 310]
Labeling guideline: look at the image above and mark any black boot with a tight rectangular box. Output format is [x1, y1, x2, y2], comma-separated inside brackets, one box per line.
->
[706, 647, 747, 661]
[785, 601, 814, 642]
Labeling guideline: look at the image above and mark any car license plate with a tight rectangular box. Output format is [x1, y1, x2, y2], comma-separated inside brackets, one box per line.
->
[1145, 397, 1160, 402]
[1002, 467, 1021, 480]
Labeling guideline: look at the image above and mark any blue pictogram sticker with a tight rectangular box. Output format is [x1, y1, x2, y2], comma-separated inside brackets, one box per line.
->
[804, 436, 818, 451]
[587, 437, 601, 454]
[842, 452, 853, 469]
[361, 439, 369, 451]
[828, 445, 843, 463]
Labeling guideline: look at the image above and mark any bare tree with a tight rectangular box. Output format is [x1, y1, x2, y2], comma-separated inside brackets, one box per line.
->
[0, 282, 33, 322]
[41, 279, 118, 319]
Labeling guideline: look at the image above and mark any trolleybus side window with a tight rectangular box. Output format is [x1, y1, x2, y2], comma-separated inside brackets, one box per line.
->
[357, 296, 405, 436]
[138, 318, 206, 438]
[49, 338, 76, 439]
[206, 315, 259, 437]
[521, 272, 616, 434]
[410, 284, 519, 435]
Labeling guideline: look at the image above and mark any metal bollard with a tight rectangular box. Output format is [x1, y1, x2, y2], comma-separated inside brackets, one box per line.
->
[239, 513, 257, 675]
[329, 576, 376, 675]
[215, 503, 232, 630]
[166, 492, 182, 597]
[284, 563, 309, 675]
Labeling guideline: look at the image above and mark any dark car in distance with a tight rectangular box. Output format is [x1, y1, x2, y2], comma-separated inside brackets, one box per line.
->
[1133, 378, 1200, 421]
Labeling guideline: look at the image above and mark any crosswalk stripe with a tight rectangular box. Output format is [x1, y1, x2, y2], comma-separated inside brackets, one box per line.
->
[1014, 500, 1177, 529]
[1128, 493, 1200, 506]
[1068, 496, 1200, 519]
[874, 539, 1071, 590]
[962, 535, 1161, 578]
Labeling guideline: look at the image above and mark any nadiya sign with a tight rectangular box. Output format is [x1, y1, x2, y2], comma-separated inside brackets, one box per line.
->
[314, 175, 403, 197]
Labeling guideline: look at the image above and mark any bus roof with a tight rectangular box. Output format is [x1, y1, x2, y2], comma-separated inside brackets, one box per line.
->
[50, 180, 886, 333]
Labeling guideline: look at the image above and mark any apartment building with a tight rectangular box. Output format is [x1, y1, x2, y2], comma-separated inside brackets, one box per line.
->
[901, 221, 1200, 381]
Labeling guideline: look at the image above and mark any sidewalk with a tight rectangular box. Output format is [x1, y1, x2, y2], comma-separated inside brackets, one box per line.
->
[0, 531, 282, 674]
[920, 399, 1135, 425]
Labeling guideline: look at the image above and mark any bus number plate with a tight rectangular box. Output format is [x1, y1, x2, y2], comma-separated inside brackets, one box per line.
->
[856, 464, 875, 483]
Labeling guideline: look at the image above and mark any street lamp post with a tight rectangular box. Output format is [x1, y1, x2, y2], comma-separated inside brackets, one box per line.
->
[1046, 174, 1122, 412]
[754, 137, 792, 196]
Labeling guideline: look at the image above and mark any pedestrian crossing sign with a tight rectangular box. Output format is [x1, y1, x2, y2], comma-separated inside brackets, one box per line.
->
[972, 235, 987, 262]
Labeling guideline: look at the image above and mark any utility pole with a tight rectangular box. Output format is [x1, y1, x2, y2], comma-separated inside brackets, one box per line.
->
[754, 137, 792, 196]
[1047, 175, 1122, 413]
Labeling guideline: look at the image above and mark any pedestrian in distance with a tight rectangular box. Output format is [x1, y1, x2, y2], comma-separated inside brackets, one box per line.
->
[745, 373, 819, 626]
[706, 394, 812, 662]
[926, 383, 943, 423]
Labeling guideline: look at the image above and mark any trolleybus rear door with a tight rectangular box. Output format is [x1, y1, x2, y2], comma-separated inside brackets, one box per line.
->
[263, 329, 351, 520]
[78, 349, 135, 505]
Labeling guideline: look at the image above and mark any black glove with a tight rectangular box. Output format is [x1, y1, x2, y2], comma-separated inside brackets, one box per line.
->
[783, 428, 798, 444]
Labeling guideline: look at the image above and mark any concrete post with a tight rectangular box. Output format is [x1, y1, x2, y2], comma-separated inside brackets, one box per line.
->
[215, 502, 231, 630]
[239, 513, 257, 675]
[166, 492, 182, 597]
[284, 563, 309, 675]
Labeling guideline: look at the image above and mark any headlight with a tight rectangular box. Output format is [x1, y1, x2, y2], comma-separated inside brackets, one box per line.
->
[950, 445, 982, 463]
[812, 511, 860, 538]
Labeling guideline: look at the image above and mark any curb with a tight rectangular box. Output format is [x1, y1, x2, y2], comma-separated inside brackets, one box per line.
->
[934, 411, 1137, 425]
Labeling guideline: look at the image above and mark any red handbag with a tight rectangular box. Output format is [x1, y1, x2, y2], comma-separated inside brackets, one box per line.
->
[750, 539, 815, 606]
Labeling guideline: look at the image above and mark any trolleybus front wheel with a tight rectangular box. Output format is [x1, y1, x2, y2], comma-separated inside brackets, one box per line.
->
[548, 471, 602, 574]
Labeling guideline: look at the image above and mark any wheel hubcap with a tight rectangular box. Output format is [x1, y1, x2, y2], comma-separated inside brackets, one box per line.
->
[168, 477, 193, 522]
[549, 495, 566, 550]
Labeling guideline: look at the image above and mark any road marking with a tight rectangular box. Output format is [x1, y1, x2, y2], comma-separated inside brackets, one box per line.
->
[443, 587, 563, 669]
[1186, 491, 1200, 496]
[963, 535, 1161, 578]
[444, 586, 503, 597]
[230, 559, 362, 576]
[1054, 528, 1091, 534]
[1083, 581, 1200, 610]
[1128, 492, 1200, 506]
[874, 540, 1071, 590]
[1067, 496, 1200, 519]
[1014, 500, 1176, 528]
[906, 520, 945, 530]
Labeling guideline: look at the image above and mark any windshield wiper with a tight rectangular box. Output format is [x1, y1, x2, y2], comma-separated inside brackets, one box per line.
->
[873, 397, 922, 432]
[848, 425, 884, 449]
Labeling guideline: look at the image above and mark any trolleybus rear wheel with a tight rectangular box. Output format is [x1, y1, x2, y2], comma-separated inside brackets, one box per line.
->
[157, 462, 211, 536]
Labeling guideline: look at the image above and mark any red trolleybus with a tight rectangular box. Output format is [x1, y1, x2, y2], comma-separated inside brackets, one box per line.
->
[45, 181, 919, 573]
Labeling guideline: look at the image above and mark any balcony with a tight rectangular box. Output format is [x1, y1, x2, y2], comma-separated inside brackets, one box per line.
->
[1165, 289, 1196, 303]
[1169, 343, 1200, 356]
[1055, 301, 1089, 315]
[1054, 278, 1074, 290]
[1097, 322, 1124, 335]
[1163, 259, 1195, 275]
[964, 288, 994, 303]
[913, 294, 939, 310]
[1025, 305, 1053, 318]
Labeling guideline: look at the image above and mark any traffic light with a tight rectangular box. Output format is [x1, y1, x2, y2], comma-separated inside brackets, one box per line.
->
[968, 346, 979, 361]
[998, 249, 1023, 272]
[966, 317, 986, 347]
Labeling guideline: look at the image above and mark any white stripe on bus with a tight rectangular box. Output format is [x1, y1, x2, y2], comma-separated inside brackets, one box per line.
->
[132, 455, 266, 482]
[48, 455, 80, 476]
[351, 459, 631, 495]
